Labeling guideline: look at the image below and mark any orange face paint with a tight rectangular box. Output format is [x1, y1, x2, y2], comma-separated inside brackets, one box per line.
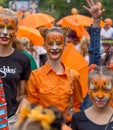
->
[46, 32, 64, 52]
[89, 78, 113, 101]
[0, 17, 17, 39]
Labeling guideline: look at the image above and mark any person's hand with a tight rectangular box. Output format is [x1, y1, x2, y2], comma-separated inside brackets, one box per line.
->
[83, 0, 105, 19]
[15, 98, 30, 116]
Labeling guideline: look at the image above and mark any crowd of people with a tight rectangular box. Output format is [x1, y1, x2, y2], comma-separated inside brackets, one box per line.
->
[0, 0, 113, 130]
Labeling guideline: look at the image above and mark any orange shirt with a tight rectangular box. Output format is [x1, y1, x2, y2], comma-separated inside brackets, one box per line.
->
[26, 62, 83, 120]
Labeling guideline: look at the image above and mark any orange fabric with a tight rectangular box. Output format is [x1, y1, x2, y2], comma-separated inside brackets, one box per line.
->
[16, 11, 23, 22]
[57, 15, 104, 37]
[109, 63, 113, 70]
[19, 13, 55, 28]
[61, 43, 88, 98]
[17, 26, 43, 46]
[57, 18, 89, 38]
[62, 124, 72, 130]
[88, 64, 97, 72]
[26, 62, 83, 121]
[57, 14, 92, 27]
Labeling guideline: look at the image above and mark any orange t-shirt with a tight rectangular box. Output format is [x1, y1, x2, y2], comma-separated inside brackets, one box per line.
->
[26, 62, 83, 121]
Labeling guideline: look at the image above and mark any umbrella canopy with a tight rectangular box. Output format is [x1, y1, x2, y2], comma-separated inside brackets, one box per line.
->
[57, 14, 104, 38]
[59, 18, 89, 38]
[61, 43, 88, 98]
[19, 13, 55, 29]
[57, 14, 92, 27]
[16, 11, 23, 22]
[17, 26, 43, 46]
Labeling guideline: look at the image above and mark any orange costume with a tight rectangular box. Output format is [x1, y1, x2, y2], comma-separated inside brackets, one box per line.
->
[26, 62, 83, 121]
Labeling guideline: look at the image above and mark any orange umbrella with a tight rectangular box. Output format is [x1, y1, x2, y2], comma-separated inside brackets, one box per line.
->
[61, 43, 88, 98]
[57, 14, 92, 27]
[19, 13, 55, 29]
[17, 26, 43, 46]
[16, 11, 23, 22]
[57, 14, 104, 37]
[59, 18, 89, 38]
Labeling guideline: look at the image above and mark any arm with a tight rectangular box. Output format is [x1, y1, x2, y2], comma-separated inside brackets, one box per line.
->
[15, 80, 30, 115]
[83, 0, 105, 65]
[26, 72, 39, 104]
[87, 26, 101, 65]
[73, 71, 83, 112]
[16, 56, 31, 115]
[16, 80, 26, 102]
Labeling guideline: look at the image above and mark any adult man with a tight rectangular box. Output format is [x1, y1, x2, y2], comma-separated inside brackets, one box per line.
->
[101, 18, 113, 40]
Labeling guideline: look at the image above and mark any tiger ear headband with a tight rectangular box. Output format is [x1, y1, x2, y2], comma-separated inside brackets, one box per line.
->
[39, 26, 70, 38]
[62, 26, 71, 36]
[88, 63, 113, 72]
[39, 27, 49, 38]
[15, 105, 56, 130]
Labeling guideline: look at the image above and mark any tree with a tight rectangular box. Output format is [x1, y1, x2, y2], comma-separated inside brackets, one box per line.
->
[0, 0, 9, 8]
[1, 0, 113, 21]
[39, 0, 113, 21]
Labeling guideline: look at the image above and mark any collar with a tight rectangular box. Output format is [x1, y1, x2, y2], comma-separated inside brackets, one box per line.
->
[44, 61, 69, 77]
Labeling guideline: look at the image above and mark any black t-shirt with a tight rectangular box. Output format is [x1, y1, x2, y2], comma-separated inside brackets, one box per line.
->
[0, 49, 31, 118]
[71, 111, 113, 130]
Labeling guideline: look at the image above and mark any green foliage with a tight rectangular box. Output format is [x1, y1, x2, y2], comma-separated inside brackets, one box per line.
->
[0, 0, 9, 8]
[38, 0, 92, 21]
[39, 0, 113, 21]
[1, 0, 113, 21]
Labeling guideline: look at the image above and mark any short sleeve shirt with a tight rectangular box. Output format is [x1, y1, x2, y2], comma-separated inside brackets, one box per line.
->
[0, 49, 31, 117]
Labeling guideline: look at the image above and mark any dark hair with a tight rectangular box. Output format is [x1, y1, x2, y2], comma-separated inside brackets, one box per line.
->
[0, 8, 18, 25]
[47, 106, 64, 130]
[67, 30, 80, 41]
[16, 105, 64, 130]
[104, 46, 113, 65]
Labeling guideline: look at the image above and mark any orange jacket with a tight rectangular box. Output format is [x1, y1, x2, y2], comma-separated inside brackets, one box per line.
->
[26, 62, 83, 121]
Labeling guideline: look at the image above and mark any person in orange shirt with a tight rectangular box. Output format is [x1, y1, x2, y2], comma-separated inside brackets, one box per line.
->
[23, 26, 83, 124]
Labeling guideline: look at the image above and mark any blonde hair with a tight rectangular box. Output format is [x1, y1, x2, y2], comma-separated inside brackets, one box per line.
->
[19, 37, 30, 46]
[0, 8, 18, 26]
[79, 36, 90, 57]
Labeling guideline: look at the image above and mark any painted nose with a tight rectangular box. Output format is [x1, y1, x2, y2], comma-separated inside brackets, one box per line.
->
[3, 27, 8, 36]
[53, 43, 57, 49]
[97, 92, 104, 99]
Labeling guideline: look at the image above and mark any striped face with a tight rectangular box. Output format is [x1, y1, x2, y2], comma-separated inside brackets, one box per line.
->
[45, 32, 64, 60]
[0, 17, 17, 45]
[89, 77, 113, 107]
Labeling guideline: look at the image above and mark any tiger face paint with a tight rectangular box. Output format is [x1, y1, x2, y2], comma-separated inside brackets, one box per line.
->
[0, 17, 17, 45]
[45, 32, 65, 60]
[89, 77, 113, 108]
